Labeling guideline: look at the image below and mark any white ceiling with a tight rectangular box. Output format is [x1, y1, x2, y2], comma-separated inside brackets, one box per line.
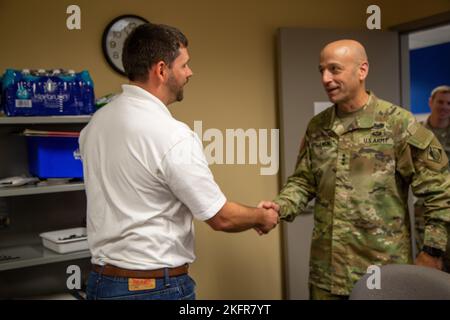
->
[409, 24, 450, 50]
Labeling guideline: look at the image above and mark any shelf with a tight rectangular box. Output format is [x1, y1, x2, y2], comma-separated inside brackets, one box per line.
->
[0, 182, 85, 197]
[0, 115, 91, 124]
[0, 244, 90, 271]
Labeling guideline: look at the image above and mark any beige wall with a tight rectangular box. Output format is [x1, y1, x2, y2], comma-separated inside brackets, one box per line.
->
[1, 0, 449, 299]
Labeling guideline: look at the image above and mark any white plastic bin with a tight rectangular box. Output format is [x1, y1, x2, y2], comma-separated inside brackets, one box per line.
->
[39, 227, 88, 254]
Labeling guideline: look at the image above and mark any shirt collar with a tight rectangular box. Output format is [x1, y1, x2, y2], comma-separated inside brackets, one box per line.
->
[425, 116, 450, 136]
[325, 91, 377, 133]
[121, 84, 172, 117]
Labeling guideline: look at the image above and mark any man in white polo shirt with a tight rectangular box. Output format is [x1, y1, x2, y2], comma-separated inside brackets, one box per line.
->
[79, 23, 279, 300]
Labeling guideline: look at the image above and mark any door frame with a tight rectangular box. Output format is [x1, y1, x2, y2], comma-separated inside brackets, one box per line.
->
[390, 10, 450, 110]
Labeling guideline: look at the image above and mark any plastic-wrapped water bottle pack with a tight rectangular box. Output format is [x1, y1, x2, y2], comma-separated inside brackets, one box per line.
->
[1, 68, 96, 116]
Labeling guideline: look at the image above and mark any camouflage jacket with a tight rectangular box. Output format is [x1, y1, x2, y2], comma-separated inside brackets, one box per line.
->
[274, 92, 450, 295]
[416, 118, 450, 269]
[422, 118, 450, 159]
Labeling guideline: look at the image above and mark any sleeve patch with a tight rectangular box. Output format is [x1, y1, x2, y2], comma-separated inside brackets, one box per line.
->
[428, 145, 443, 163]
[419, 139, 449, 171]
[407, 123, 434, 150]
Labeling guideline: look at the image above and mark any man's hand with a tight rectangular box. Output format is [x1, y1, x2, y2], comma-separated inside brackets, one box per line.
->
[257, 200, 280, 212]
[415, 251, 443, 270]
[207, 201, 280, 233]
[254, 201, 280, 235]
[255, 208, 279, 235]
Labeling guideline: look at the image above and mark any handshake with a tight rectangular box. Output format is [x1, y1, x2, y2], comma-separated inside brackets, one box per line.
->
[254, 200, 281, 235]
[208, 200, 280, 235]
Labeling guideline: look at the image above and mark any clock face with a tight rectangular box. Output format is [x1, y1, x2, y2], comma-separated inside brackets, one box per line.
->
[102, 15, 149, 75]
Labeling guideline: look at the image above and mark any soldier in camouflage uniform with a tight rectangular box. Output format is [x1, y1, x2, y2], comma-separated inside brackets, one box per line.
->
[260, 40, 450, 299]
[414, 85, 450, 273]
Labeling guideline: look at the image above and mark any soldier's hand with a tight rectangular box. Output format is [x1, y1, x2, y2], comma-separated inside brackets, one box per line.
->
[255, 208, 279, 235]
[254, 227, 264, 236]
[257, 200, 280, 212]
[415, 251, 443, 270]
[255, 201, 280, 235]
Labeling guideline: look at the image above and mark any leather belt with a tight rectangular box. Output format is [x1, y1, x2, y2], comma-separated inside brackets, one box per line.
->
[92, 263, 189, 279]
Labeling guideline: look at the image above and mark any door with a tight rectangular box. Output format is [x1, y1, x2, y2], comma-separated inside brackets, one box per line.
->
[277, 28, 400, 299]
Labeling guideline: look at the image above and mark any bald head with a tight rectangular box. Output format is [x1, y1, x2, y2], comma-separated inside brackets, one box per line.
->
[320, 39, 368, 65]
[319, 39, 370, 110]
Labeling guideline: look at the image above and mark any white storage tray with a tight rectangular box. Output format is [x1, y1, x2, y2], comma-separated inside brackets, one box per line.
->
[39, 227, 88, 254]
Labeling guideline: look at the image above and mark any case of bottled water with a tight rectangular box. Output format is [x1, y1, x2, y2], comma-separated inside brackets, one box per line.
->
[1, 69, 95, 116]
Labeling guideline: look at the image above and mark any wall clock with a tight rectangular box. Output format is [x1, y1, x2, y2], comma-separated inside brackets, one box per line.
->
[102, 15, 149, 75]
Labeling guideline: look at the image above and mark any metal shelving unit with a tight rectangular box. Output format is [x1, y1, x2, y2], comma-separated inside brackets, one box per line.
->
[0, 116, 90, 276]
[0, 182, 85, 197]
[0, 244, 90, 271]
[0, 115, 91, 124]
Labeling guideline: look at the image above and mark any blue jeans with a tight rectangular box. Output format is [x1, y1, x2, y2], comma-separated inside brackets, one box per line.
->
[86, 269, 196, 300]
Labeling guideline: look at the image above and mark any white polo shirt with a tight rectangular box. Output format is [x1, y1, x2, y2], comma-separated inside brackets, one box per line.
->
[79, 85, 226, 270]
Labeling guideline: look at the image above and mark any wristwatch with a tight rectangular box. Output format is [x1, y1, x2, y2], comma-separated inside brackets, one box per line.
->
[422, 245, 445, 258]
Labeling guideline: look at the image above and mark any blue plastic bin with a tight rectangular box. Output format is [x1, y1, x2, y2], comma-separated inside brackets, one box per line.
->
[26, 136, 83, 179]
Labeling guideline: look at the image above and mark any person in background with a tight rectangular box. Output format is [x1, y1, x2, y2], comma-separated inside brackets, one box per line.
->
[80, 23, 279, 300]
[414, 85, 450, 273]
[259, 40, 450, 299]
